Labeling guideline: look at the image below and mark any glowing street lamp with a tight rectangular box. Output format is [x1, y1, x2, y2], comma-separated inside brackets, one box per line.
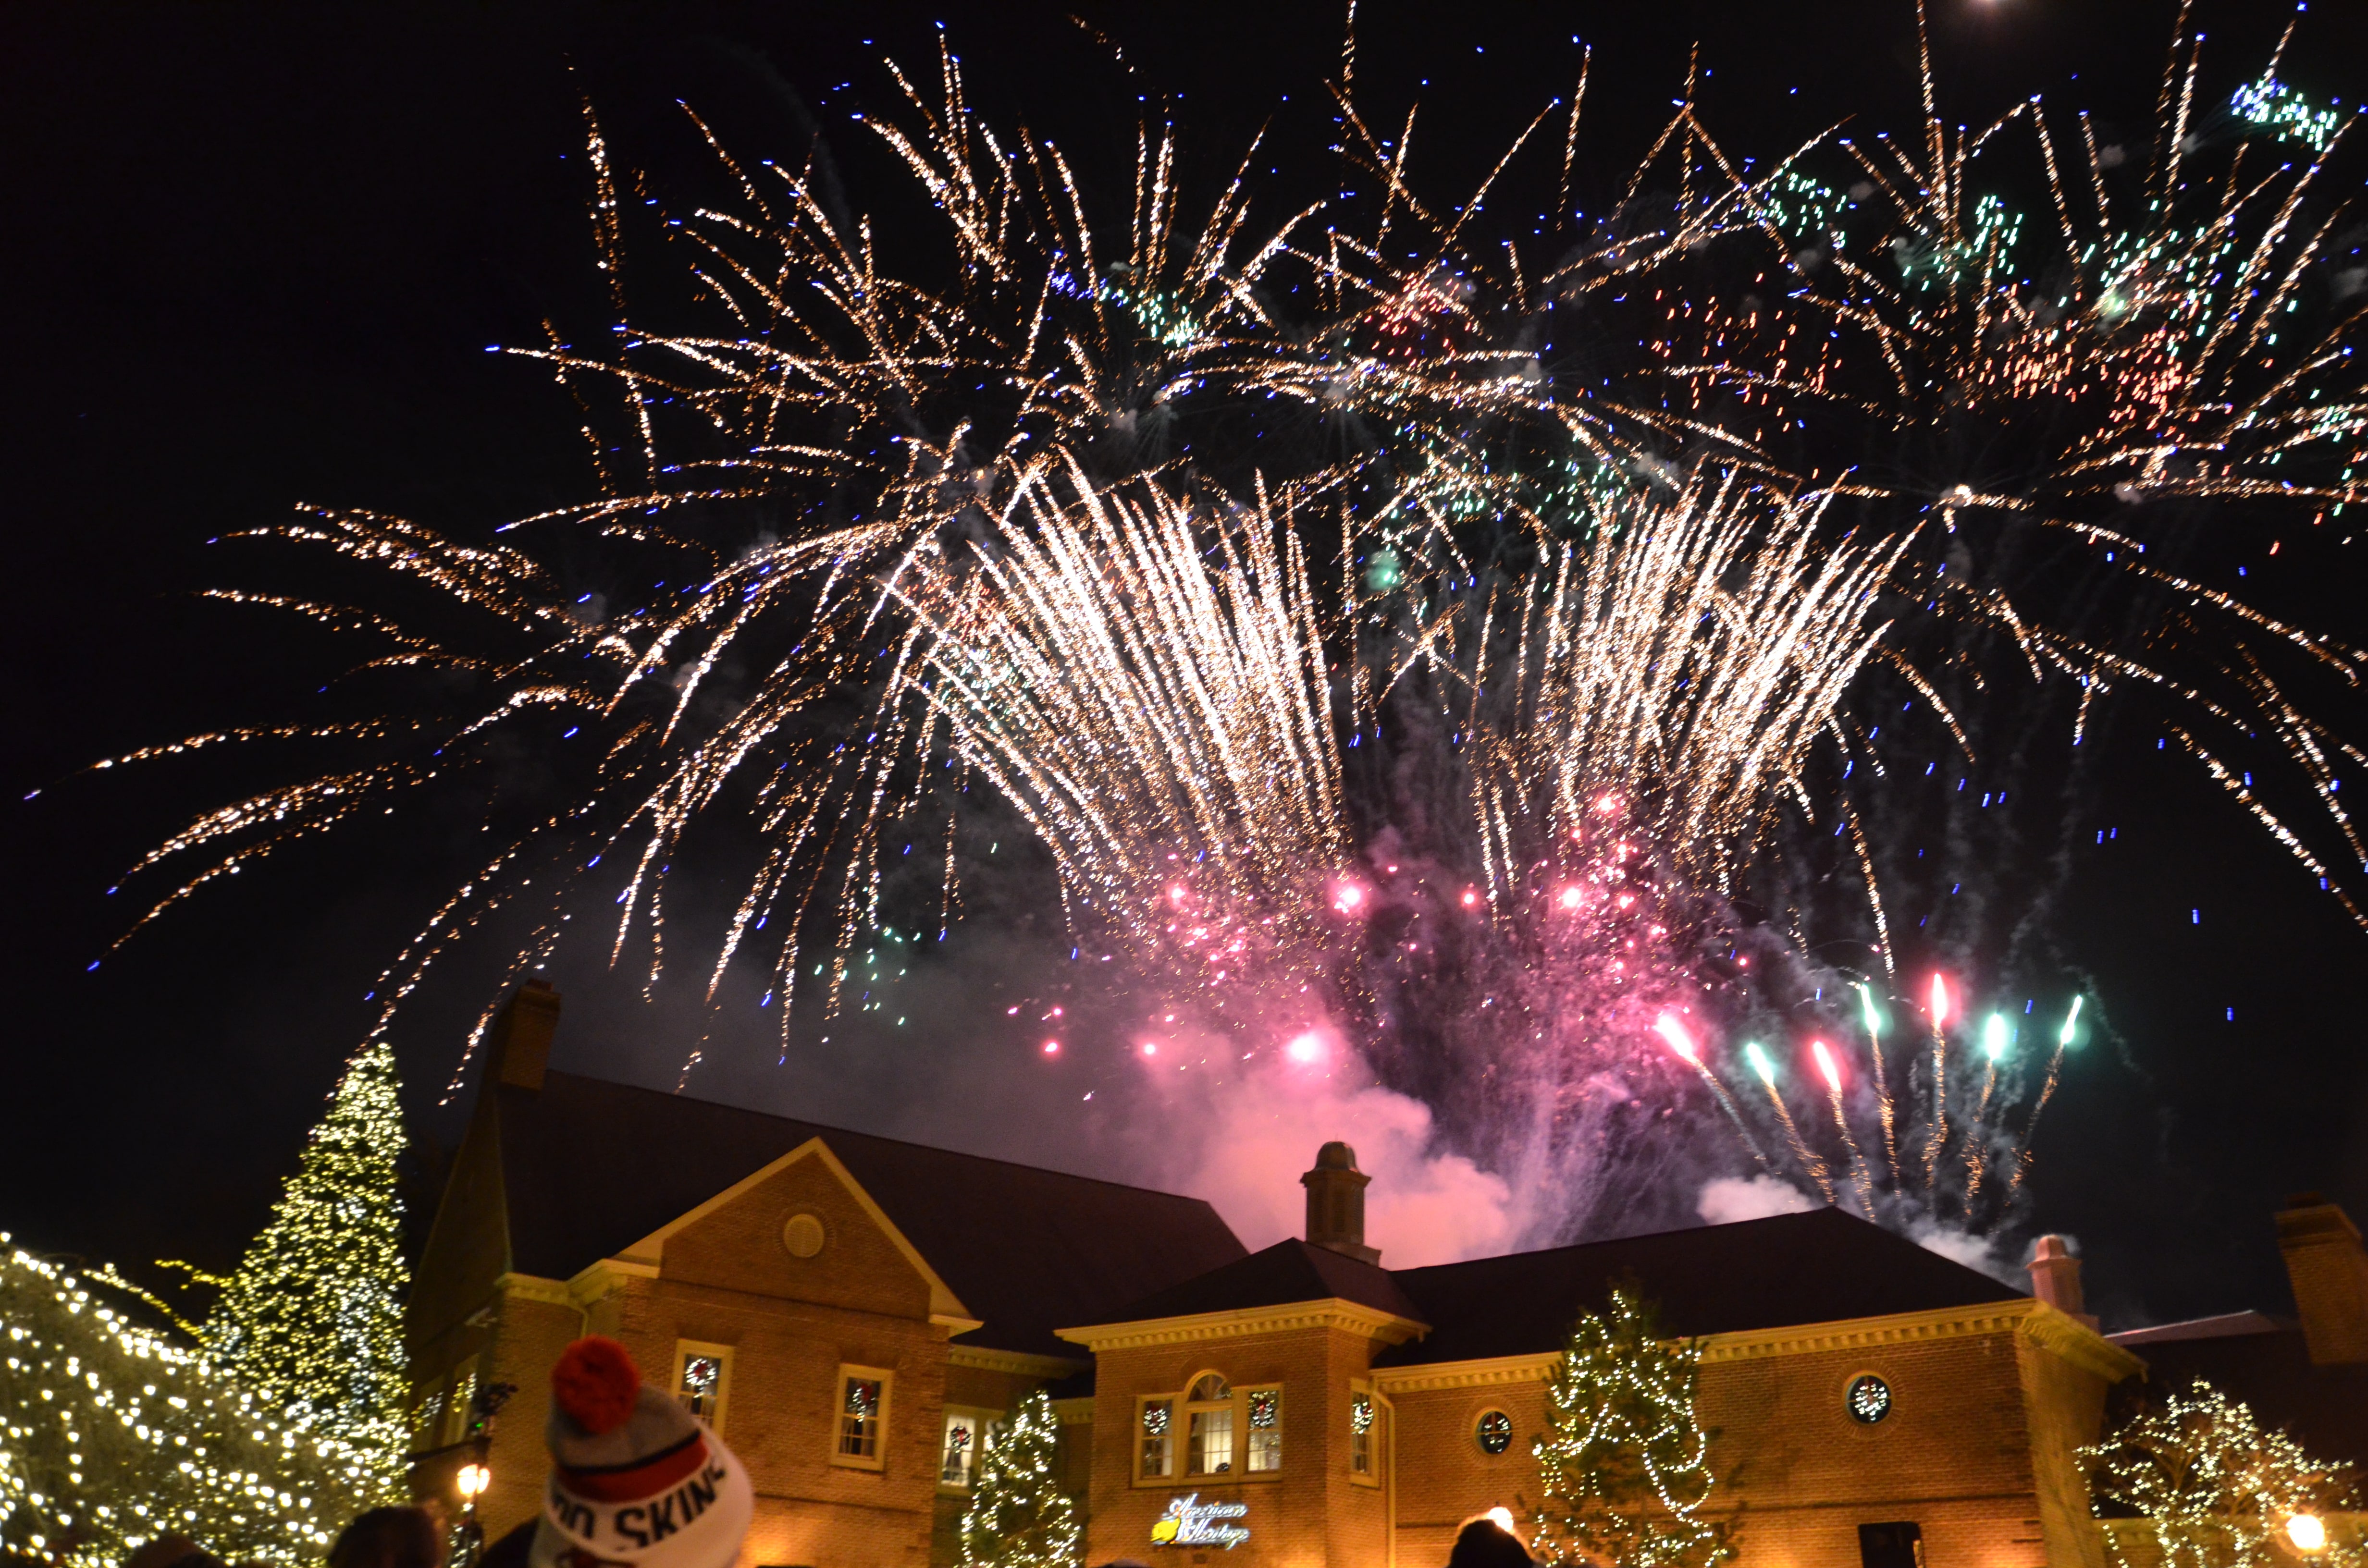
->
[456, 1462, 491, 1502]
[2286, 1514, 2327, 1554]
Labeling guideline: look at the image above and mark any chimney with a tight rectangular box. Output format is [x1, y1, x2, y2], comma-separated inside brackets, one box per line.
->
[2027, 1235, 2097, 1329]
[488, 980, 562, 1090]
[1301, 1141, 1380, 1266]
[2276, 1192, 2368, 1365]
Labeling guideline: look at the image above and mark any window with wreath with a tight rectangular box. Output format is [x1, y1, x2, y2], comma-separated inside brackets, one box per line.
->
[1350, 1390, 1376, 1475]
[1187, 1373, 1234, 1474]
[673, 1341, 733, 1431]
[940, 1409, 983, 1486]
[834, 1366, 892, 1468]
[1243, 1386, 1282, 1472]
[1140, 1397, 1176, 1479]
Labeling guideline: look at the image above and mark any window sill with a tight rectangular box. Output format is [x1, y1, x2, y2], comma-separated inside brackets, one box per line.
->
[1132, 1469, 1285, 1489]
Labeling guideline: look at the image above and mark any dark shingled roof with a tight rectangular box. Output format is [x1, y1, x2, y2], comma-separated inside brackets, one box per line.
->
[2105, 1317, 2368, 1466]
[1379, 1208, 2023, 1364]
[1066, 1206, 2022, 1359]
[1097, 1239, 1427, 1327]
[494, 1071, 1247, 1359]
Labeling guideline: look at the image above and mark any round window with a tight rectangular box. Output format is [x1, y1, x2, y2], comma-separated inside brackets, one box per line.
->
[1475, 1409, 1514, 1455]
[782, 1212, 827, 1258]
[1846, 1374, 1892, 1424]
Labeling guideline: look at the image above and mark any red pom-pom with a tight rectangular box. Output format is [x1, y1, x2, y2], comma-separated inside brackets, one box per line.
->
[551, 1337, 642, 1434]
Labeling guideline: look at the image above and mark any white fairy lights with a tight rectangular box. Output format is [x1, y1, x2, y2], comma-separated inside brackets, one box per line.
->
[1531, 1289, 1732, 1568]
[0, 1241, 375, 1568]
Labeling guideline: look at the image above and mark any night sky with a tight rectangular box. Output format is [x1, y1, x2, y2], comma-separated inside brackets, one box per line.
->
[7, 0, 2368, 1333]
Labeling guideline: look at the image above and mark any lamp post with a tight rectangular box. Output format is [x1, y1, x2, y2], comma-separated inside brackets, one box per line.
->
[454, 1462, 491, 1568]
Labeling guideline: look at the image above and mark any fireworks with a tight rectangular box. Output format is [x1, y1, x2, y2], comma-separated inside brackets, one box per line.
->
[87, 5, 2368, 1247]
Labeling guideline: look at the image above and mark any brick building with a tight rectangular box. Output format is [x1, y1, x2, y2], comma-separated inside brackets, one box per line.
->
[405, 987, 2367, 1568]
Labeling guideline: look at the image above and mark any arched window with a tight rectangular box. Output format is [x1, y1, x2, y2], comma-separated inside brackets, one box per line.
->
[1187, 1372, 1234, 1474]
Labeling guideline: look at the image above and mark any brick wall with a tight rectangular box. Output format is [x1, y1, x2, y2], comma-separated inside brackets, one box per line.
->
[1382, 1315, 2123, 1568]
[1085, 1323, 1394, 1567]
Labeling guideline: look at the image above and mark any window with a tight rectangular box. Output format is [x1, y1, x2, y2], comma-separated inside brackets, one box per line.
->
[832, 1365, 893, 1470]
[674, 1341, 733, 1431]
[1847, 1375, 1893, 1424]
[1349, 1392, 1375, 1476]
[1140, 1398, 1175, 1479]
[1139, 1375, 1285, 1485]
[1244, 1387, 1282, 1472]
[444, 1365, 478, 1447]
[1476, 1409, 1514, 1455]
[1858, 1523, 1924, 1568]
[940, 1410, 982, 1487]
[1187, 1373, 1234, 1475]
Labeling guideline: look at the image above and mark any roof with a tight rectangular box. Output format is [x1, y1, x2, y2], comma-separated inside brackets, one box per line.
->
[1060, 1204, 2027, 1363]
[2106, 1317, 2368, 1466]
[1375, 1206, 2023, 1365]
[493, 1070, 1247, 1359]
[1100, 1239, 1428, 1326]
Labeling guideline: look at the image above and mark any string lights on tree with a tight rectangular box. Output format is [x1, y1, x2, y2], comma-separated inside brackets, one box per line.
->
[959, 1391, 1081, 1568]
[2081, 1379, 2362, 1568]
[0, 1240, 375, 1568]
[1531, 1289, 1733, 1568]
[202, 1040, 412, 1494]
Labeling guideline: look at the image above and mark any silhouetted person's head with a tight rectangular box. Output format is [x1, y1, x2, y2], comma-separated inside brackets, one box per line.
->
[328, 1507, 443, 1568]
[1446, 1516, 1533, 1568]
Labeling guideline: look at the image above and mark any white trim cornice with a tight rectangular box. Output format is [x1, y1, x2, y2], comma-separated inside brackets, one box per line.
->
[1055, 1298, 1429, 1352]
[947, 1344, 1089, 1379]
[1367, 1298, 2143, 1393]
[1696, 1298, 2144, 1381]
[494, 1272, 574, 1308]
[1371, 1352, 1557, 1394]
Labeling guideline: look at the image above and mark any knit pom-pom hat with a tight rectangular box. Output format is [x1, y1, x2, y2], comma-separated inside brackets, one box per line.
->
[527, 1338, 752, 1568]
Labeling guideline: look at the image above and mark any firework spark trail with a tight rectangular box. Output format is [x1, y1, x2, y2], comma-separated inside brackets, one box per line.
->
[890, 462, 1349, 999]
[1811, 1038, 1875, 1217]
[1460, 476, 1918, 897]
[2012, 996, 2083, 1194]
[1923, 973, 1952, 1194]
[1655, 1012, 1770, 1171]
[1744, 1041, 1833, 1205]
[1697, 0, 2368, 936]
[1854, 980, 1901, 1188]
[1966, 1013, 2010, 1201]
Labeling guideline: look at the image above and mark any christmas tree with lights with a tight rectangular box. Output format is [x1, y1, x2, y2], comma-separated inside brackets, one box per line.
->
[204, 1039, 411, 1494]
[1532, 1288, 1733, 1568]
[960, 1391, 1080, 1568]
[2082, 1378, 2363, 1568]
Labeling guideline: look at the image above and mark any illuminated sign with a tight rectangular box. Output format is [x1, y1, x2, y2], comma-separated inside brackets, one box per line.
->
[1149, 1494, 1250, 1550]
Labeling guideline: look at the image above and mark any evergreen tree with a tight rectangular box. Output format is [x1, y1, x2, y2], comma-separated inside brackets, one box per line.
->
[205, 1040, 411, 1495]
[960, 1390, 1081, 1568]
[1532, 1288, 1733, 1568]
[2082, 1379, 2363, 1568]
[0, 1240, 376, 1568]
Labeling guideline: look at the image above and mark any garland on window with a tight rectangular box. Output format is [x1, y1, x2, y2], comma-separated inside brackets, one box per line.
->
[960, 1390, 1081, 1568]
[1531, 1288, 1732, 1568]
[0, 1241, 377, 1568]
[200, 1041, 411, 1494]
[2081, 1378, 2364, 1568]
